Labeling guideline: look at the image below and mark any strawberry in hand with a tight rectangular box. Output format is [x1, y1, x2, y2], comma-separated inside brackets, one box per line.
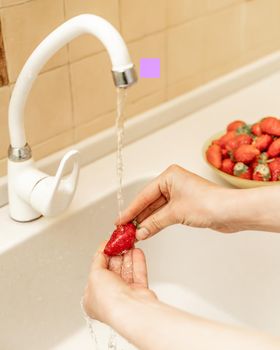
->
[104, 222, 137, 256]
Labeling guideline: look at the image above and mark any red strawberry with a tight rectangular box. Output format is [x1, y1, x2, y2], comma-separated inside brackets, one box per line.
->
[218, 131, 236, 148]
[206, 144, 222, 169]
[221, 148, 229, 158]
[252, 164, 271, 181]
[250, 153, 269, 172]
[104, 222, 136, 256]
[227, 120, 245, 132]
[233, 144, 260, 164]
[233, 162, 252, 180]
[260, 117, 280, 136]
[250, 159, 258, 170]
[253, 134, 273, 151]
[221, 158, 235, 175]
[269, 158, 280, 181]
[225, 134, 252, 152]
[267, 138, 280, 157]
[236, 124, 252, 136]
[251, 123, 262, 136]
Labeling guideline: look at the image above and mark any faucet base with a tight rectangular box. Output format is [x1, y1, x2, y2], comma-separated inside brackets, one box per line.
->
[8, 158, 43, 222]
[10, 214, 42, 223]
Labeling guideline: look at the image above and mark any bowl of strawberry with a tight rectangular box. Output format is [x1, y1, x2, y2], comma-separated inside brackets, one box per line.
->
[204, 116, 280, 188]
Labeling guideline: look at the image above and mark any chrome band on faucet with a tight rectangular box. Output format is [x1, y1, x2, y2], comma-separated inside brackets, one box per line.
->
[8, 143, 32, 162]
[112, 65, 137, 88]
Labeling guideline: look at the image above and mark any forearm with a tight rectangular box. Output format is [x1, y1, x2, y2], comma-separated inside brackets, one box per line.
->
[108, 296, 279, 350]
[215, 186, 280, 233]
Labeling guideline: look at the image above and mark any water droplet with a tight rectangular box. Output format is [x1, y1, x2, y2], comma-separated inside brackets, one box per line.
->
[108, 328, 118, 349]
[80, 298, 99, 349]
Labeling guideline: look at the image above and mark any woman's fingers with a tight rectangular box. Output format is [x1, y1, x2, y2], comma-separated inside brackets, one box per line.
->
[115, 176, 162, 226]
[132, 248, 148, 288]
[91, 241, 109, 271]
[109, 255, 123, 275]
[121, 250, 133, 283]
[136, 195, 167, 223]
[136, 204, 174, 240]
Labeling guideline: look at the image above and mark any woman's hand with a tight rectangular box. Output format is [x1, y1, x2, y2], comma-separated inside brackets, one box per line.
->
[117, 164, 237, 240]
[83, 244, 157, 325]
[83, 247, 280, 350]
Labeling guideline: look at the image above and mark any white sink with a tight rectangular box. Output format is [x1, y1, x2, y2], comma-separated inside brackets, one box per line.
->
[1, 177, 280, 349]
[2, 52, 280, 349]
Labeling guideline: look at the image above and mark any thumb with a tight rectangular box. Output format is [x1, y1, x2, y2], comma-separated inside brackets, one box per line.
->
[136, 204, 175, 240]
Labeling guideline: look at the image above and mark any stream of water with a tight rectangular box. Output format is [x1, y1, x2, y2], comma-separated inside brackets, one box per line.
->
[82, 87, 128, 350]
[115, 87, 128, 223]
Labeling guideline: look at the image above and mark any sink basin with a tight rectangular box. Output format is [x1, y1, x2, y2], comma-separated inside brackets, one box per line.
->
[2, 52, 280, 349]
[1, 177, 280, 349]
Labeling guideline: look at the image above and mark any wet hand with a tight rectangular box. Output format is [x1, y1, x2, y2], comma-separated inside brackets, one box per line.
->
[83, 244, 157, 324]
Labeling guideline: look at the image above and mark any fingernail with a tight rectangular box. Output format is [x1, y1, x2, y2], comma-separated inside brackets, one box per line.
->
[136, 227, 150, 240]
[132, 219, 141, 229]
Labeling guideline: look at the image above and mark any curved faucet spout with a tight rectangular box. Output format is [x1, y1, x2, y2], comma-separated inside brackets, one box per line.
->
[9, 14, 137, 149]
[7, 14, 137, 222]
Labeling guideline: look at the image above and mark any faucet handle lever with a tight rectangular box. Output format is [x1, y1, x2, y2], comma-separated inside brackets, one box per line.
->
[53, 149, 80, 195]
[30, 150, 80, 217]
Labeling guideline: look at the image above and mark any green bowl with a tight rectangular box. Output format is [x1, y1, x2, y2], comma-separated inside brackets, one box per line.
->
[202, 131, 280, 189]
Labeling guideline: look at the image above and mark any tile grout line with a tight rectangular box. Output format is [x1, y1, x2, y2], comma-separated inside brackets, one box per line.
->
[71, 88, 166, 131]
[0, 127, 73, 162]
[0, 0, 263, 75]
[6, 28, 167, 85]
[165, 0, 247, 34]
[5, 34, 280, 94]
[0, 86, 165, 166]
[32, 128, 73, 148]
[118, 0, 122, 34]
[3, 1, 251, 86]
[0, 0, 34, 9]
[62, 0, 75, 144]
[4, 40, 280, 93]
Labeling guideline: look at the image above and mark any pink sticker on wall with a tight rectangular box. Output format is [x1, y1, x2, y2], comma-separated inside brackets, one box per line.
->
[140, 58, 160, 78]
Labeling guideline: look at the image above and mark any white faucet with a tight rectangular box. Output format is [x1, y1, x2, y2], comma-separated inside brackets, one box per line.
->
[7, 14, 137, 222]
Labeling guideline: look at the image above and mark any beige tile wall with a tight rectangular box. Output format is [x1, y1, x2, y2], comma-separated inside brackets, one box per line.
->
[0, 0, 280, 176]
[2, 0, 67, 83]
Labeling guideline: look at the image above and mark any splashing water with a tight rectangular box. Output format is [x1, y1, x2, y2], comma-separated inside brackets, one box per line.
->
[116, 87, 128, 223]
[80, 298, 99, 350]
[108, 328, 118, 349]
[81, 297, 120, 350]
